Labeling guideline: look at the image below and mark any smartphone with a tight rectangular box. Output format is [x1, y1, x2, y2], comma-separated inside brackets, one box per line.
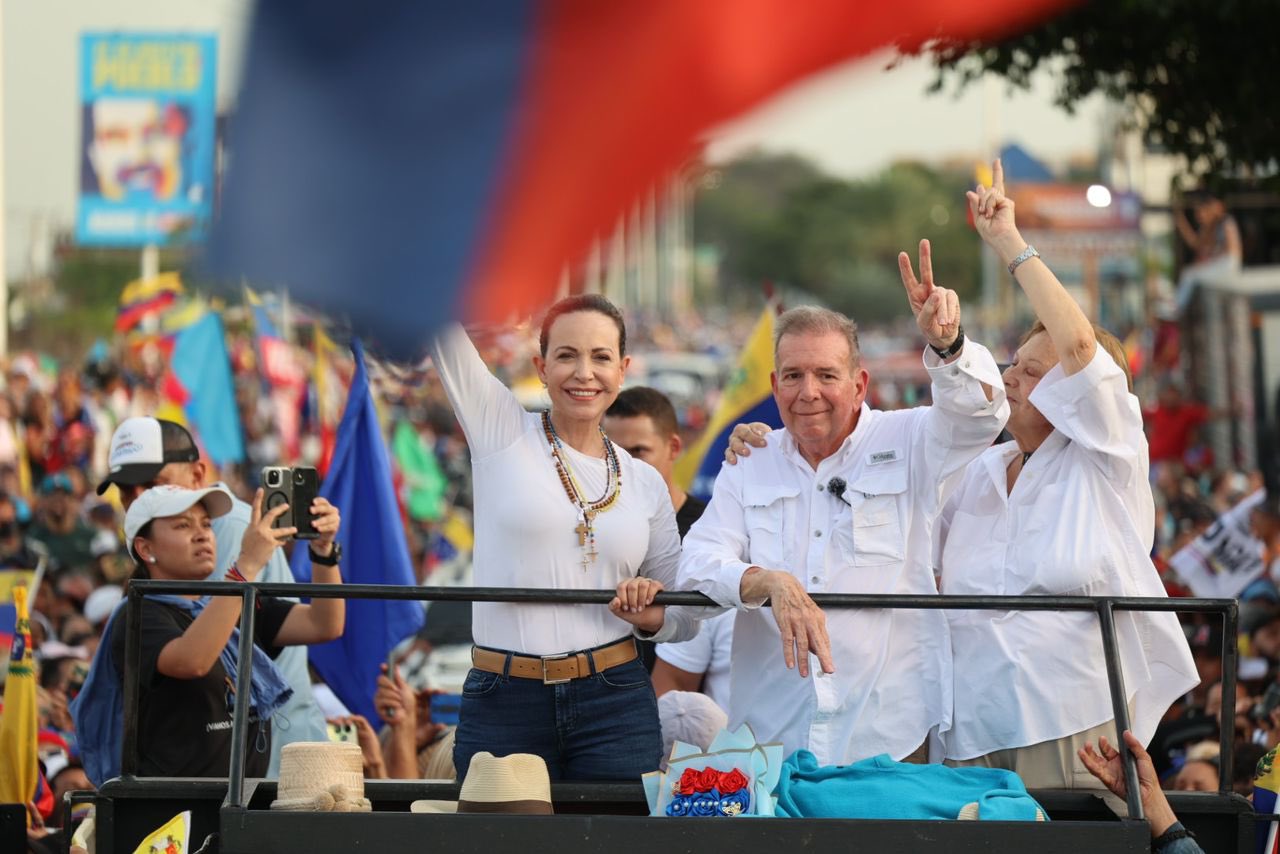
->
[261, 466, 321, 540]
[327, 722, 355, 743]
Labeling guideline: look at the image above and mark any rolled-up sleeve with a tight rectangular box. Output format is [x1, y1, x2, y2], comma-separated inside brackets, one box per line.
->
[916, 338, 1010, 493]
[678, 460, 758, 611]
[1029, 347, 1144, 486]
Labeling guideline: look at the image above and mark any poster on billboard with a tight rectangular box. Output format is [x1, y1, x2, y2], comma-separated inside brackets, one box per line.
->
[77, 33, 217, 247]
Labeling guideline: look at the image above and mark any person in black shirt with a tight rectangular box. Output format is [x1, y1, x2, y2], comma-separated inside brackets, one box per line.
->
[108, 484, 345, 778]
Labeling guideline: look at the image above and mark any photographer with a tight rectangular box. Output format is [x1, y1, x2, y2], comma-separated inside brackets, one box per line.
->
[94, 417, 332, 772]
[72, 484, 345, 781]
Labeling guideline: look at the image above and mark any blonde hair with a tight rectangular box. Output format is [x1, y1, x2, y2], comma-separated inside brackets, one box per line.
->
[1020, 320, 1133, 393]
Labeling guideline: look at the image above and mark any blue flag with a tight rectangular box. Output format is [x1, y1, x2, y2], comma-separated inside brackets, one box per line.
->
[291, 338, 425, 721]
[170, 312, 246, 465]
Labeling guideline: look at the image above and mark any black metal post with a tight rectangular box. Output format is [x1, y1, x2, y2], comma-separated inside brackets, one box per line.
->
[1097, 601, 1143, 820]
[225, 586, 258, 809]
[120, 584, 143, 778]
[1219, 601, 1240, 795]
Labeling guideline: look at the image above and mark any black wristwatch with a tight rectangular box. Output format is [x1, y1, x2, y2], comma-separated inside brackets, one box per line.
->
[929, 325, 965, 359]
[309, 542, 342, 566]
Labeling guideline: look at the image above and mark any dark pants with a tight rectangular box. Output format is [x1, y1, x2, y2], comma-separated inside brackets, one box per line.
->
[453, 651, 662, 782]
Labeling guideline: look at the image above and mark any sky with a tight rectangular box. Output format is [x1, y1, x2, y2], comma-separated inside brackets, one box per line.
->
[2, 1, 1106, 279]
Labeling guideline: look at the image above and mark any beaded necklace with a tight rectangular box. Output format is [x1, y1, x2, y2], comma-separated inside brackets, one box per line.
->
[541, 410, 622, 569]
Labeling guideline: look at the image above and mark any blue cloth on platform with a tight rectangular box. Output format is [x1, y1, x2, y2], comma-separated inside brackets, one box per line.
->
[773, 750, 1045, 821]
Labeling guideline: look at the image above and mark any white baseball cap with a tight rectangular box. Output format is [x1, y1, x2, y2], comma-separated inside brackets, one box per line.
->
[123, 484, 234, 561]
[97, 417, 201, 495]
[83, 584, 124, 626]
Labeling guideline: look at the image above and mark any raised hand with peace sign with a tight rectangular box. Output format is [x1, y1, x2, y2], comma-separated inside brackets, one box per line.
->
[897, 238, 961, 354]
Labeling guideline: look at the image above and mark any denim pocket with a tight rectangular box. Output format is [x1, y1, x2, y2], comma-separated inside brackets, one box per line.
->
[596, 659, 650, 690]
[461, 667, 503, 698]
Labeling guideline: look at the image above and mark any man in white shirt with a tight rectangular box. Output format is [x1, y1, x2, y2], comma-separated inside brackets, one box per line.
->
[679, 242, 1008, 765]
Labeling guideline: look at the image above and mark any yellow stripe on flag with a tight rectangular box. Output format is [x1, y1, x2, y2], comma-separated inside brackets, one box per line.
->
[0, 586, 38, 817]
[674, 306, 775, 491]
[119, 271, 184, 307]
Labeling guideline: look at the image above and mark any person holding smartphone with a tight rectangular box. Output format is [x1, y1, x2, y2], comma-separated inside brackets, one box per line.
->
[72, 484, 345, 782]
[94, 417, 333, 773]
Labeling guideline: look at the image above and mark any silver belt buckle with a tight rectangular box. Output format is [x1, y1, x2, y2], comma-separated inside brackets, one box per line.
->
[541, 653, 572, 685]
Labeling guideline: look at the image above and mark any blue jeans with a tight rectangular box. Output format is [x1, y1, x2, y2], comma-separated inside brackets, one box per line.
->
[453, 644, 662, 782]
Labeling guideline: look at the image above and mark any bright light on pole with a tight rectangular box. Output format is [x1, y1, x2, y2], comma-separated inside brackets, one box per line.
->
[1086, 184, 1113, 208]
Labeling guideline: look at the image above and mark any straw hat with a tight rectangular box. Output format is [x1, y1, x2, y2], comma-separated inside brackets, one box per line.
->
[457, 752, 553, 814]
[270, 742, 372, 812]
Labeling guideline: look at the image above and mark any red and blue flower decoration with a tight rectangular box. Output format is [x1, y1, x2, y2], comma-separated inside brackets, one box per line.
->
[666, 767, 751, 817]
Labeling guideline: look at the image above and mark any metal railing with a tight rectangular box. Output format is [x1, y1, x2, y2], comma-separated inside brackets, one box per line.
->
[119, 580, 1241, 822]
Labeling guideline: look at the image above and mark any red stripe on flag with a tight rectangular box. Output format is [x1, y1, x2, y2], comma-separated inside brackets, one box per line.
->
[466, 0, 1076, 321]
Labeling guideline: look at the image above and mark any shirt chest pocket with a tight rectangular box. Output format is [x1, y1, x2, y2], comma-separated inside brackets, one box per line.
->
[743, 484, 798, 570]
[836, 468, 908, 567]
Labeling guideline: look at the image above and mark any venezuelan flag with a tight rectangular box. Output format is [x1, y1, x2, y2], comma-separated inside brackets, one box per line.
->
[1256, 746, 1280, 853]
[674, 307, 782, 501]
[0, 587, 38, 821]
[210, 0, 1077, 361]
[115, 272, 183, 333]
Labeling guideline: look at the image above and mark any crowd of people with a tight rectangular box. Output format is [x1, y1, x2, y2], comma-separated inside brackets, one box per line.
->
[5, 162, 1279, 854]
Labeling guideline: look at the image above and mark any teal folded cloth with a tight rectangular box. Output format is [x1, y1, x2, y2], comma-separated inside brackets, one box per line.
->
[773, 750, 1046, 821]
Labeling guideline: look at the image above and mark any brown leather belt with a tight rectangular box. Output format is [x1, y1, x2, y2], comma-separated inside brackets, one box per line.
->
[471, 637, 638, 685]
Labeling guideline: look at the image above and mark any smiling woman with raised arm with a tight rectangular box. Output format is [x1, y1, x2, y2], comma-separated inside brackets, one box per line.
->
[935, 159, 1198, 792]
[430, 295, 698, 781]
[72, 484, 345, 783]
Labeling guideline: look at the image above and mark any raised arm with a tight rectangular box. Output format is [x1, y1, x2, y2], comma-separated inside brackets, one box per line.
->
[156, 492, 294, 679]
[969, 158, 1096, 378]
[429, 324, 530, 459]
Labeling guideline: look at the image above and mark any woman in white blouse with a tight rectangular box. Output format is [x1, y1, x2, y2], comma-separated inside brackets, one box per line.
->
[431, 295, 698, 781]
[937, 160, 1198, 788]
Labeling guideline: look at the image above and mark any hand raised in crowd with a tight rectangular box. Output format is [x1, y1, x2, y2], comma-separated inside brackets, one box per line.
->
[610, 576, 667, 634]
[741, 568, 835, 678]
[724, 422, 772, 464]
[966, 158, 1021, 252]
[375, 662, 416, 728]
[897, 238, 961, 353]
[1078, 730, 1178, 836]
[309, 497, 341, 558]
[237, 488, 295, 578]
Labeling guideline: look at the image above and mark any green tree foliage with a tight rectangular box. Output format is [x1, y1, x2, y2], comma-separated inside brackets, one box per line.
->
[694, 152, 981, 322]
[918, 0, 1280, 174]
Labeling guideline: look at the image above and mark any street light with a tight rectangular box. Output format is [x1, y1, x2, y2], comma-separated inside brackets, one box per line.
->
[1086, 184, 1113, 208]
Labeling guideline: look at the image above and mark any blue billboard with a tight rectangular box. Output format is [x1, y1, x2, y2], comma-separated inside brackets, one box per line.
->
[77, 33, 217, 246]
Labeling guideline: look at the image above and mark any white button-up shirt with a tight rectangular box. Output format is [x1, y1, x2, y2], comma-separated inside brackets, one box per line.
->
[938, 349, 1198, 760]
[679, 341, 1008, 764]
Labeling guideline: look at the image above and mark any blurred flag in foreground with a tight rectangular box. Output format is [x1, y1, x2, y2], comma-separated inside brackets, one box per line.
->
[292, 339, 425, 722]
[0, 587, 37, 820]
[211, 0, 1077, 361]
[674, 306, 782, 501]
